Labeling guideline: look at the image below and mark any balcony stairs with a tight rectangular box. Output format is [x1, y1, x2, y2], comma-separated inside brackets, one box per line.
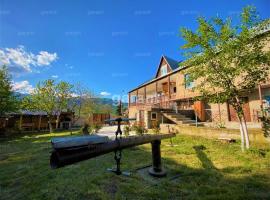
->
[162, 111, 203, 126]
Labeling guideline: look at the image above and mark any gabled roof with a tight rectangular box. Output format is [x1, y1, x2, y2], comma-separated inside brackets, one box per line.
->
[155, 55, 180, 78]
[163, 55, 180, 70]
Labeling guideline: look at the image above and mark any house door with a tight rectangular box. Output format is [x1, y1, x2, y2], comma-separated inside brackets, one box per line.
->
[193, 101, 206, 122]
[228, 97, 251, 122]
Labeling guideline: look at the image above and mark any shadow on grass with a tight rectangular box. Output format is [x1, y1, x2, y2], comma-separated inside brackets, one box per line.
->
[0, 134, 270, 199]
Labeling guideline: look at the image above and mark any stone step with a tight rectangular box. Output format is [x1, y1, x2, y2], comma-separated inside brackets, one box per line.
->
[163, 113, 186, 118]
[171, 116, 192, 120]
[180, 120, 197, 124]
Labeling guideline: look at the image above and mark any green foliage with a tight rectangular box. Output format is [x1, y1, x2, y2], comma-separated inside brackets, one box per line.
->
[22, 79, 73, 114]
[123, 125, 131, 136]
[132, 123, 147, 135]
[152, 121, 160, 134]
[91, 123, 102, 133]
[80, 123, 103, 134]
[180, 6, 270, 113]
[0, 66, 19, 116]
[22, 79, 74, 132]
[116, 100, 122, 116]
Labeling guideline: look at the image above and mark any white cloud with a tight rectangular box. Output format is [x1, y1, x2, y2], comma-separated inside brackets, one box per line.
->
[51, 75, 58, 78]
[100, 91, 111, 96]
[0, 46, 58, 74]
[36, 51, 58, 66]
[12, 80, 34, 94]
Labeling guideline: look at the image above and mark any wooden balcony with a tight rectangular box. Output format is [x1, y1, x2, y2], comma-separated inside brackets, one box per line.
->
[129, 94, 176, 110]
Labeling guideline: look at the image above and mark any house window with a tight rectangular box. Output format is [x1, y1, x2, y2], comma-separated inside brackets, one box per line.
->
[160, 65, 167, 76]
[173, 87, 177, 93]
[151, 112, 157, 120]
[184, 74, 194, 89]
[131, 95, 137, 103]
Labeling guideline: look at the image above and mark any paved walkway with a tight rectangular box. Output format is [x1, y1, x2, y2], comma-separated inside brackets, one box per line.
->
[97, 125, 118, 138]
[97, 125, 135, 138]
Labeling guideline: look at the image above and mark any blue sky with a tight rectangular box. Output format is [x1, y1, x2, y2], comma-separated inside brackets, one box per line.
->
[0, 0, 269, 101]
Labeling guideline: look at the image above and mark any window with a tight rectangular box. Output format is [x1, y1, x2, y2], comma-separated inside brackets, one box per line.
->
[151, 112, 157, 120]
[184, 74, 194, 89]
[160, 65, 167, 76]
[131, 95, 137, 103]
[173, 87, 177, 93]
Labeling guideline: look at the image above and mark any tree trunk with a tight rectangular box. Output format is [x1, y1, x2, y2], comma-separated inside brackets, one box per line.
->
[48, 119, 53, 133]
[56, 115, 60, 129]
[238, 115, 245, 152]
[242, 115, 250, 149]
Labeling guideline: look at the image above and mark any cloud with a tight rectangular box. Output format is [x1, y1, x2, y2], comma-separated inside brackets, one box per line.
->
[0, 45, 58, 74]
[100, 91, 111, 96]
[51, 75, 58, 78]
[36, 51, 58, 66]
[12, 80, 34, 94]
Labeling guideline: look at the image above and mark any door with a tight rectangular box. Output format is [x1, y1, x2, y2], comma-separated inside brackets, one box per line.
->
[228, 97, 251, 122]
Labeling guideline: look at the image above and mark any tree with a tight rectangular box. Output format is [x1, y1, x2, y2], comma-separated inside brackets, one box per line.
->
[55, 81, 73, 129]
[116, 100, 122, 116]
[180, 6, 270, 151]
[68, 84, 96, 134]
[22, 79, 73, 133]
[0, 66, 19, 117]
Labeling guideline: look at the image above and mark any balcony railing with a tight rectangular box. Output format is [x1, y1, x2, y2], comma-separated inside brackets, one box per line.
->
[129, 94, 176, 109]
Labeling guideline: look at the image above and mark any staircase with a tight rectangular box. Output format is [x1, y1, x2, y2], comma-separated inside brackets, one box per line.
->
[162, 112, 203, 126]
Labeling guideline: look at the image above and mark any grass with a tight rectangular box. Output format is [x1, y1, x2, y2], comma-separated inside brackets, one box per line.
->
[0, 131, 270, 200]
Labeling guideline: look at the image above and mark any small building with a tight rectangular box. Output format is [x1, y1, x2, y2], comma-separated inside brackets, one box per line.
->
[0, 111, 74, 134]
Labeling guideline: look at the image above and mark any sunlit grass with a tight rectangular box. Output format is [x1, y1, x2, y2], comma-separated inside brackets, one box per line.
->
[0, 131, 269, 199]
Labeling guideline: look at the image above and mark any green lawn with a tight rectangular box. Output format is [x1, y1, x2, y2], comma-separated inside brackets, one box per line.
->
[0, 131, 270, 200]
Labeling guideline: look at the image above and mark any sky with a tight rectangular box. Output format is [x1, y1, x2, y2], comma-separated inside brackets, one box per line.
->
[0, 0, 269, 101]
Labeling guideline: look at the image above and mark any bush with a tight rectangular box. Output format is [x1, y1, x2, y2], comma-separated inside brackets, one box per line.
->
[152, 121, 160, 134]
[81, 123, 102, 135]
[91, 123, 102, 133]
[132, 123, 147, 136]
[123, 125, 130, 137]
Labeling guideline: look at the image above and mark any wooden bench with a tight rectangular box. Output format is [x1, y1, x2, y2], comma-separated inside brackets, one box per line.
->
[218, 137, 236, 143]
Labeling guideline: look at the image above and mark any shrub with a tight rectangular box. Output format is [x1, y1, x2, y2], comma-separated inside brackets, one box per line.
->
[91, 123, 102, 133]
[81, 123, 102, 135]
[132, 123, 147, 136]
[123, 125, 130, 137]
[153, 125, 160, 134]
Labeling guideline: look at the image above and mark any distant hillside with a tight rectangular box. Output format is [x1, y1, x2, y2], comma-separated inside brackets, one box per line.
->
[14, 92, 128, 109]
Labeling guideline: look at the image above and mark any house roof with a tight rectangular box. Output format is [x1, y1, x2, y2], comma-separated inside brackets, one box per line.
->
[154, 55, 181, 78]
[163, 56, 180, 70]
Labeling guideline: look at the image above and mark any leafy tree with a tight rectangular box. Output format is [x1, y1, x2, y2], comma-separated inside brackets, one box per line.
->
[0, 66, 19, 117]
[116, 100, 122, 116]
[69, 85, 95, 123]
[180, 6, 270, 151]
[22, 79, 73, 133]
[55, 81, 73, 129]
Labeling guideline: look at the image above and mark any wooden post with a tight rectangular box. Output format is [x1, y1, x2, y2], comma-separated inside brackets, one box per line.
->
[155, 81, 158, 103]
[136, 90, 139, 106]
[168, 76, 171, 99]
[38, 115, 42, 131]
[144, 86, 147, 104]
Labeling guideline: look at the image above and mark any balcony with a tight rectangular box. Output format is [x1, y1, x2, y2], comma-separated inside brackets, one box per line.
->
[129, 94, 177, 110]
